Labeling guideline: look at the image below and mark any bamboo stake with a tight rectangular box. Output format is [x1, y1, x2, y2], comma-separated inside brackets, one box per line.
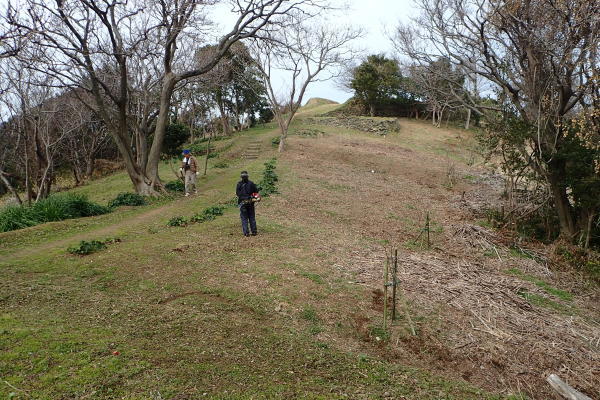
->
[392, 249, 398, 321]
[426, 212, 431, 249]
[383, 253, 389, 330]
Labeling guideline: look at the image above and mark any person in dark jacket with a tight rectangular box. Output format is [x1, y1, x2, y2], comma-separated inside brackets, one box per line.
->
[236, 171, 259, 237]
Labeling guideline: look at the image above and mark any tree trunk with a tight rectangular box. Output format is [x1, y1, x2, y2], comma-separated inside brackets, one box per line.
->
[369, 104, 376, 117]
[85, 156, 95, 179]
[0, 170, 22, 205]
[584, 212, 594, 249]
[146, 74, 177, 187]
[547, 167, 577, 240]
[277, 114, 290, 153]
[465, 108, 471, 130]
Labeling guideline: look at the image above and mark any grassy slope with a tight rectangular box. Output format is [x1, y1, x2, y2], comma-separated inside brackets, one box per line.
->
[1, 114, 520, 399]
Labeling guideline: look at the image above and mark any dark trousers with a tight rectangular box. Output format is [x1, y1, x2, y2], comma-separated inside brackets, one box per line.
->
[240, 203, 257, 236]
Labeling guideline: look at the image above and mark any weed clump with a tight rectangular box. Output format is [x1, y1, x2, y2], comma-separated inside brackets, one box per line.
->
[165, 180, 185, 192]
[191, 206, 225, 223]
[67, 237, 122, 255]
[0, 193, 110, 233]
[213, 160, 229, 169]
[108, 192, 146, 208]
[167, 216, 188, 227]
[68, 240, 107, 255]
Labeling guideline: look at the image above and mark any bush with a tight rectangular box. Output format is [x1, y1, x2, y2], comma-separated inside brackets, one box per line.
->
[68, 240, 107, 255]
[165, 180, 185, 192]
[258, 158, 278, 196]
[271, 136, 280, 147]
[188, 142, 215, 155]
[0, 193, 110, 233]
[214, 160, 229, 169]
[191, 206, 225, 223]
[167, 216, 188, 227]
[163, 123, 191, 156]
[108, 192, 146, 208]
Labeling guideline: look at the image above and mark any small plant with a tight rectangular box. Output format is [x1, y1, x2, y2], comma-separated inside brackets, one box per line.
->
[190, 206, 225, 223]
[271, 136, 280, 147]
[108, 192, 146, 208]
[300, 306, 320, 323]
[167, 216, 188, 227]
[68, 240, 107, 255]
[67, 237, 121, 255]
[369, 326, 390, 342]
[213, 160, 229, 169]
[165, 180, 185, 192]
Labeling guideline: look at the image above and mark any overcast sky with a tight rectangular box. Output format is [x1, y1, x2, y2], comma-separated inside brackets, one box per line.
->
[210, 0, 419, 104]
[298, 0, 418, 103]
[1, 0, 418, 104]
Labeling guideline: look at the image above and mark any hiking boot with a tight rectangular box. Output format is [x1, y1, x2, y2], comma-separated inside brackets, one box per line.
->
[251, 233, 257, 236]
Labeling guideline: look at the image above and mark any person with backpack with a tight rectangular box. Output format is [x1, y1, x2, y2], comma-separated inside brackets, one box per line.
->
[180, 149, 198, 196]
[236, 171, 260, 237]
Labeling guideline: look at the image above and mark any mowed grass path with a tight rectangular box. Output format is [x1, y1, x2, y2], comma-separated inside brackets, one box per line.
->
[1, 121, 503, 398]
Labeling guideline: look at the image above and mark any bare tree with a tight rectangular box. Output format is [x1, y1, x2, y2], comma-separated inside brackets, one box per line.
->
[392, 0, 600, 240]
[252, 14, 361, 151]
[9, 0, 322, 195]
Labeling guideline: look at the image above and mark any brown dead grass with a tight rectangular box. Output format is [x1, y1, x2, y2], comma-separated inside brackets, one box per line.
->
[260, 123, 600, 399]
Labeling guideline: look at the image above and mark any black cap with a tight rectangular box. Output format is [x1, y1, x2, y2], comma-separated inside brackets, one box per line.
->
[240, 171, 249, 178]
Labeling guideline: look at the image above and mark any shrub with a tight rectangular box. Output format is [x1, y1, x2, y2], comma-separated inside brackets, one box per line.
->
[258, 158, 278, 196]
[188, 142, 215, 155]
[163, 123, 191, 156]
[191, 206, 225, 223]
[165, 180, 185, 192]
[167, 216, 188, 227]
[0, 193, 110, 233]
[108, 192, 146, 208]
[68, 240, 107, 255]
[214, 160, 229, 169]
[271, 136, 280, 147]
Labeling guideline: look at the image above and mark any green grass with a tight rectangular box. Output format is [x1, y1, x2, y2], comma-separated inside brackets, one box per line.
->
[516, 290, 572, 313]
[0, 115, 512, 399]
[0, 193, 110, 233]
[507, 268, 573, 301]
[300, 271, 325, 285]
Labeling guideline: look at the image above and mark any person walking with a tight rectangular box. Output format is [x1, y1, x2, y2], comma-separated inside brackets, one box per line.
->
[180, 149, 198, 196]
[236, 171, 259, 237]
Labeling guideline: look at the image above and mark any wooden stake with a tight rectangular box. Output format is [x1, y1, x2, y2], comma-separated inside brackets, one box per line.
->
[383, 253, 389, 330]
[426, 212, 431, 249]
[392, 249, 398, 321]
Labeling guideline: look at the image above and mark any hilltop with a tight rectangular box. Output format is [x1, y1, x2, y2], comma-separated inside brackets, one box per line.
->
[1, 102, 598, 399]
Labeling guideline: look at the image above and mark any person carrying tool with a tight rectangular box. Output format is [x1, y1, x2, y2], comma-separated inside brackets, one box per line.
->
[236, 171, 260, 237]
[180, 149, 198, 196]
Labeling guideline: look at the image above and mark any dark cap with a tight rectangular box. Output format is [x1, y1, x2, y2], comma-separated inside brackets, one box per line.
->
[240, 171, 249, 178]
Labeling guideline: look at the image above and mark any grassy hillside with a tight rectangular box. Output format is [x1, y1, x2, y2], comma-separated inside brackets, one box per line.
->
[1, 105, 598, 399]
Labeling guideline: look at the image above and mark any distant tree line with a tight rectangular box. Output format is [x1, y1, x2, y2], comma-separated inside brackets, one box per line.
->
[0, 1, 357, 199]
[388, 0, 599, 246]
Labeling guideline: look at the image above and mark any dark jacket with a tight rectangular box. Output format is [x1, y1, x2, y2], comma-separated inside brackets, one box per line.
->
[236, 179, 258, 204]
